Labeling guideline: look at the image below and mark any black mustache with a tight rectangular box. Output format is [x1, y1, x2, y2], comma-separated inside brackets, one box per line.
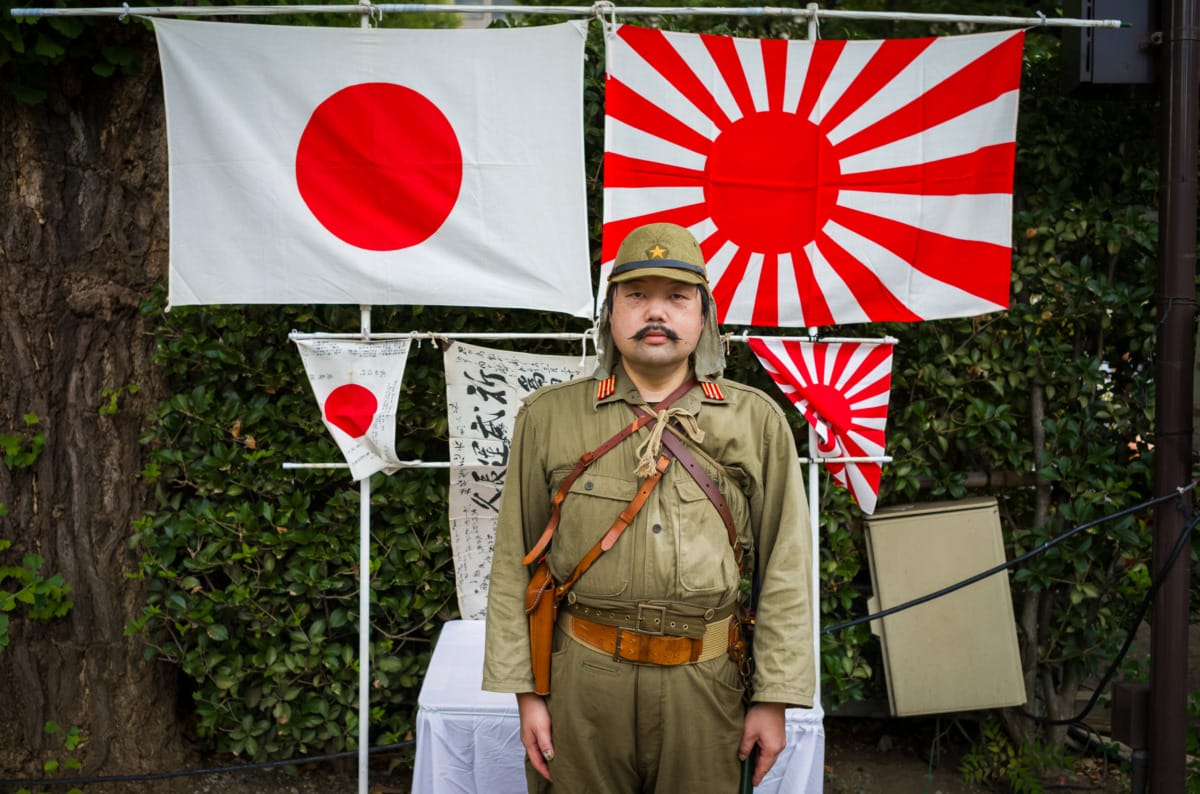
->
[631, 324, 681, 342]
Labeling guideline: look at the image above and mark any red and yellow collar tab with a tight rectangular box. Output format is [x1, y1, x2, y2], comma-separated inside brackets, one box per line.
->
[596, 375, 725, 402]
[596, 375, 616, 401]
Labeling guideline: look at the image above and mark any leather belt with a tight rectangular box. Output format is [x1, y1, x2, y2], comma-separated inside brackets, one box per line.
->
[565, 613, 731, 665]
[563, 599, 737, 639]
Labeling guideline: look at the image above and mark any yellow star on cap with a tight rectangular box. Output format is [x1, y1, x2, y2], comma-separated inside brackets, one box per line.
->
[647, 244, 668, 259]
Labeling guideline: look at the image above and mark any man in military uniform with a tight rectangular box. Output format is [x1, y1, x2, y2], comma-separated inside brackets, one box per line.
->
[483, 222, 814, 793]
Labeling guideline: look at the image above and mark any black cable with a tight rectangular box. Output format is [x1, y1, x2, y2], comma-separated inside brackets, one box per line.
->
[1015, 506, 1197, 727]
[821, 481, 1195, 635]
[0, 740, 414, 789]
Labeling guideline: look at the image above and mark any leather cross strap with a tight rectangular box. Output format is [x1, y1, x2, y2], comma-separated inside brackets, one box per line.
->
[554, 453, 671, 597]
[521, 377, 696, 565]
[631, 405, 745, 572]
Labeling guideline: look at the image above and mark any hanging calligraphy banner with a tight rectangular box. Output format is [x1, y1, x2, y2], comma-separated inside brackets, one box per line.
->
[444, 342, 594, 619]
[294, 337, 413, 482]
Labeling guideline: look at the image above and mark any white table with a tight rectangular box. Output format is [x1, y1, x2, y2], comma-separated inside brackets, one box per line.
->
[414, 620, 825, 793]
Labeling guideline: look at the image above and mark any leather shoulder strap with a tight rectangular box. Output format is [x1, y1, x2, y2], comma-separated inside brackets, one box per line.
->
[521, 377, 696, 565]
[636, 409, 744, 572]
[554, 454, 671, 598]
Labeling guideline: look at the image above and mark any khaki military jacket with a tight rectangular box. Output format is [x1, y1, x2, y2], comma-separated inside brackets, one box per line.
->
[482, 365, 815, 707]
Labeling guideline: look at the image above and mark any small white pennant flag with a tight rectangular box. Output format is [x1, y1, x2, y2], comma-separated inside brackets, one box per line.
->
[294, 337, 413, 482]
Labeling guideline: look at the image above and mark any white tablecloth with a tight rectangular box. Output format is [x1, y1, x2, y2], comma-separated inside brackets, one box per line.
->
[414, 620, 825, 793]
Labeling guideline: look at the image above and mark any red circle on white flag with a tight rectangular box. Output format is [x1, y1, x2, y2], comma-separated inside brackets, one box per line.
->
[324, 383, 378, 439]
[296, 82, 463, 252]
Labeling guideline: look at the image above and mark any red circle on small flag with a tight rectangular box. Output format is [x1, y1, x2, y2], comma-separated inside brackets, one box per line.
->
[704, 111, 840, 254]
[804, 383, 852, 437]
[296, 82, 463, 251]
[324, 383, 378, 439]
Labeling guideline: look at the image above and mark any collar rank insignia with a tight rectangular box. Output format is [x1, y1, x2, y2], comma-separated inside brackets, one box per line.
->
[701, 381, 725, 401]
[596, 375, 616, 400]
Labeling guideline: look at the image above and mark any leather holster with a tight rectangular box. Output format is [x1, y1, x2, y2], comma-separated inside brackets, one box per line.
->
[523, 560, 558, 696]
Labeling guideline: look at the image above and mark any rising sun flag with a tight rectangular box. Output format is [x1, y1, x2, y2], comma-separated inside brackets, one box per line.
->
[602, 25, 1025, 327]
[749, 337, 895, 514]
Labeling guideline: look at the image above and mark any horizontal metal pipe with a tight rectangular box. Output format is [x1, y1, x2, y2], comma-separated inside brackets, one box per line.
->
[9, 3, 1124, 27]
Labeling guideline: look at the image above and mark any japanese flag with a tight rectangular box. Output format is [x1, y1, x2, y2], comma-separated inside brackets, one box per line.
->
[294, 337, 413, 482]
[749, 337, 894, 514]
[156, 19, 591, 316]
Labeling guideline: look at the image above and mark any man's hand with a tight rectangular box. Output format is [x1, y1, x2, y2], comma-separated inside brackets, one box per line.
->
[517, 692, 554, 781]
[738, 701, 787, 786]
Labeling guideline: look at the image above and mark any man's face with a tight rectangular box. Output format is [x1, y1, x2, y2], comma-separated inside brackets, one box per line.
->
[609, 275, 705, 380]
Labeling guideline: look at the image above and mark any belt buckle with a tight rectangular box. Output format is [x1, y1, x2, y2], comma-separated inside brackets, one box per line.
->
[635, 603, 667, 635]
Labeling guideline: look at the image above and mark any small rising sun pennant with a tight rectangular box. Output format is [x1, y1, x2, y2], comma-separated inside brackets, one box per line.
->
[602, 24, 1025, 327]
[749, 337, 894, 514]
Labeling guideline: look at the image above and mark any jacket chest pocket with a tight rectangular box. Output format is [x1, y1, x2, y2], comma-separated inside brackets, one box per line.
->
[673, 475, 737, 596]
[548, 471, 637, 599]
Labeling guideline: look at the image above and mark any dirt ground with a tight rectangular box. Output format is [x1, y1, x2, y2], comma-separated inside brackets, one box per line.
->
[12, 716, 1130, 794]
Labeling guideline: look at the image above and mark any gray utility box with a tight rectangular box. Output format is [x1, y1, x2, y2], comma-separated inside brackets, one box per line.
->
[865, 497, 1026, 717]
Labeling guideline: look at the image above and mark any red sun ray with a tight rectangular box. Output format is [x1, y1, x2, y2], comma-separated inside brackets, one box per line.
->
[604, 152, 706, 189]
[787, 248, 835, 327]
[813, 227, 925, 322]
[818, 37, 935, 134]
[606, 76, 714, 156]
[844, 345, 895, 399]
[747, 338, 802, 390]
[699, 33, 757, 119]
[834, 31, 1024, 160]
[710, 241, 753, 322]
[836, 144, 1016, 196]
[617, 25, 734, 133]
[831, 204, 1011, 306]
[794, 39, 846, 118]
[752, 253, 780, 326]
[762, 38, 789, 113]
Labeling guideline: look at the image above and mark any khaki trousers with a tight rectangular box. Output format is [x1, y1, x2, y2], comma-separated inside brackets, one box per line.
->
[526, 628, 745, 794]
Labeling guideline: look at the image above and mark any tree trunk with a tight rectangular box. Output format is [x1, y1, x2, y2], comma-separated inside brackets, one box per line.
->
[1002, 379, 1054, 746]
[0, 32, 184, 776]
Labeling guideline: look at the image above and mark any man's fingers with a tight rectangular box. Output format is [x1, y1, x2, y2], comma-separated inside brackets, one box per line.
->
[516, 692, 554, 782]
[523, 737, 554, 781]
[752, 744, 780, 786]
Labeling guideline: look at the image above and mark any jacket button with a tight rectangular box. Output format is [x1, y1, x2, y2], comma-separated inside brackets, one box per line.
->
[584, 481, 593, 490]
[652, 523, 663, 534]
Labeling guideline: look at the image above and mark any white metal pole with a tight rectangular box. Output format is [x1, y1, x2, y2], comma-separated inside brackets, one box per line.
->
[806, 424, 822, 708]
[357, 302, 371, 794]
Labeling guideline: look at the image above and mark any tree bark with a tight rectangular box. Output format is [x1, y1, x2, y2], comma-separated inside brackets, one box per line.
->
[0, 31, 184, 776]
[1002, 379, 1053, 746]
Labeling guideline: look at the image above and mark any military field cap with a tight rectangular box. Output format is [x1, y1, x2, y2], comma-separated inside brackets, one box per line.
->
[610, 222, 708, 285]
